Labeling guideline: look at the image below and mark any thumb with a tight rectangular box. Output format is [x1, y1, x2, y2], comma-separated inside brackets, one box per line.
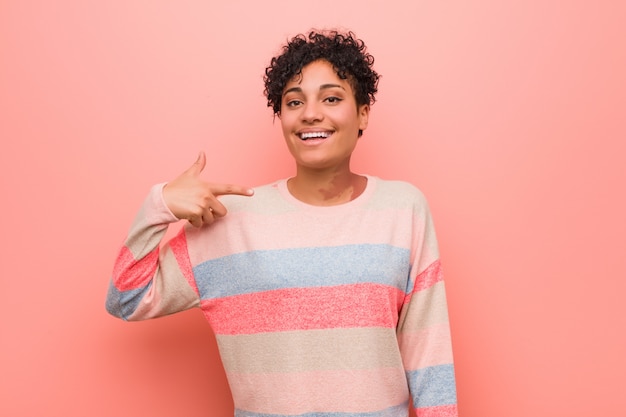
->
[187, 151, 206, 176]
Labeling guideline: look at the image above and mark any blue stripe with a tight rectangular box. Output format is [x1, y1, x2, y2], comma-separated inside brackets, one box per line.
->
[105, 280, 152, 320]
[193, 244, 410, 300]
[235, 401, 409, 417]
[406, 364, 457, 408]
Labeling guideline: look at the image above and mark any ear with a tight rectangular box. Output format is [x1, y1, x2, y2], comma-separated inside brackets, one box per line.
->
[358, 104, 370, 131]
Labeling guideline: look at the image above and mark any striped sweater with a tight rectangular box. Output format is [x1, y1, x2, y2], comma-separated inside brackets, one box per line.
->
[106, 175, 458, 417]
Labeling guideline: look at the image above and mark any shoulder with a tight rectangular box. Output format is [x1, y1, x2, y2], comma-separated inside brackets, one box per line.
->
[368, 176, 429, 208]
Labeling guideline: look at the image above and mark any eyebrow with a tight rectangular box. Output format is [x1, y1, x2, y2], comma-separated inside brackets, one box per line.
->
[282, 83, 346, 97]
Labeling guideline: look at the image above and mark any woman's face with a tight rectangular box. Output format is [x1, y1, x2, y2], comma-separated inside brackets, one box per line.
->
[279, 59, 369, 172]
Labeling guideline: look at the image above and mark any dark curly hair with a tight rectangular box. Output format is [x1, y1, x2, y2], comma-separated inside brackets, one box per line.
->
[264, 30, 380, 115]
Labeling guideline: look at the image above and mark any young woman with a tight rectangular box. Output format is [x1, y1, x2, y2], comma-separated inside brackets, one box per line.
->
[107, 30, 458, 417]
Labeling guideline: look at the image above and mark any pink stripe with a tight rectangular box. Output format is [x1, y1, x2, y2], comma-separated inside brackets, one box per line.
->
[202, 283, 405, 335]
[112, 245, 158, 291]
[414, 260, 443, 292]
[185, 206, 439, 267]
[228, 367, 409, 415]
[127, 282, 162, 320]
[398, 323, 454, 370]
[404, 260, 443, 306]
[169, 231, 198, 295]
[416, 404, 458, 417]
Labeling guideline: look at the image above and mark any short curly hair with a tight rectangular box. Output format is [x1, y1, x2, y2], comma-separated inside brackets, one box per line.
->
[264, 30, 380, 115]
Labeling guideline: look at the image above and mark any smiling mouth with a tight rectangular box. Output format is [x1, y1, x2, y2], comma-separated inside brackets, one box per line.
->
[299, 131, 333, 140]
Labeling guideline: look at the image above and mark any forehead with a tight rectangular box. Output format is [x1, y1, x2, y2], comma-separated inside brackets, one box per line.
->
[284, 59, 352, 91]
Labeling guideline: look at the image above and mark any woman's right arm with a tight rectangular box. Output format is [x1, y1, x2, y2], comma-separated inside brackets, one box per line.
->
[105, 152, 253, 321]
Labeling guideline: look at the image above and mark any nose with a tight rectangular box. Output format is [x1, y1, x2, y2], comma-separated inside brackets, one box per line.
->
[301, 101, 323, 123]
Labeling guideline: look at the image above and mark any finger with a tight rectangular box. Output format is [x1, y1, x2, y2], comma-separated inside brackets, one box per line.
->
[202, 207, 217, 224]
[186, 151, 206, 177]
[207, 201, 227, 218]
[187, 215, 203, 228]
[211, 183, 254, 197]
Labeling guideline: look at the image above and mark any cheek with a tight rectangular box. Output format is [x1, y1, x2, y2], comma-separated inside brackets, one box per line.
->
[279, 112, 297, 134]
[280, 118, 290, 137]
[279, 117, 295, 144]
[336, 107, 360, 125]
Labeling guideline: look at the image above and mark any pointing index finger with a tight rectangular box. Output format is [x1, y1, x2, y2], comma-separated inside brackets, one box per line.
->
[211, 183, 254, 197]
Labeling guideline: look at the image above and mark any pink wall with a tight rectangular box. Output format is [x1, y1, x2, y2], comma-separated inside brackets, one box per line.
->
[1, 1, 625, 416]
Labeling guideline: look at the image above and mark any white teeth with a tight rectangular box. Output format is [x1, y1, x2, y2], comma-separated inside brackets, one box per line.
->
[300, 131, 331, 140]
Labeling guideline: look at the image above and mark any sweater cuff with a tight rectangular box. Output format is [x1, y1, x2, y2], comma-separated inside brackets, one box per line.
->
[145, 182, 180, 224]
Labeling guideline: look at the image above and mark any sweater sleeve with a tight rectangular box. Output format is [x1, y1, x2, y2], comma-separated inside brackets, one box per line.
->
[105, 183, 201, 321]
[396, 194, 458, 417]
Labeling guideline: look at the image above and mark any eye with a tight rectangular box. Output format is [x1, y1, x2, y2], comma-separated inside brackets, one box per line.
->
[285, 99, 303, 108]
[324, 96, 343, 104]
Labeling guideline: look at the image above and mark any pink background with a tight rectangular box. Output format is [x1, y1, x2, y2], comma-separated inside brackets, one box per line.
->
[1, 1, 625, 416]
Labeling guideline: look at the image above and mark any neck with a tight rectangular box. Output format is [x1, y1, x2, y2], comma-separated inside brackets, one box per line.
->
[288, 166, 367, 206]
